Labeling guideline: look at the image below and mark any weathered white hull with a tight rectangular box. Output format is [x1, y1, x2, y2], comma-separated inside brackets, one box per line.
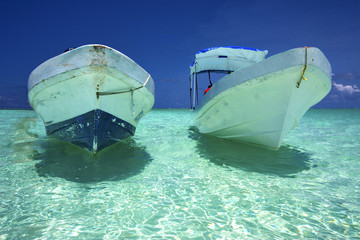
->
[195, 47, 331, 149]
[28, 44, 155, 154]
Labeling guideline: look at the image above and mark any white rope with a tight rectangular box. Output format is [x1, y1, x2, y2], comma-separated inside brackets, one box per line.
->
[130, 89, 135, 116]
[96, 74, 151, 98]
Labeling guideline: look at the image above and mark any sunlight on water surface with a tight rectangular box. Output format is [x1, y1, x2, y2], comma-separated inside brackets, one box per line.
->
[0, 109, 359, 239]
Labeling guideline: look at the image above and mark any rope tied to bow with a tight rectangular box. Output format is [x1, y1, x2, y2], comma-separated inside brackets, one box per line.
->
[96, 74, 151, 99]
[296, 47, 308, 88]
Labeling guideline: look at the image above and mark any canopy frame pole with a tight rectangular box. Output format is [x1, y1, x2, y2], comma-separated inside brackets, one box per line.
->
[208, 71, 213, 86]
[189, 75, 193, 109]
[196, 72, 199, 106]
[192, 62, 198, 109]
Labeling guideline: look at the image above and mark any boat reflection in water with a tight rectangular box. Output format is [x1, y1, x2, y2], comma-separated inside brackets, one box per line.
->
[34, 138, 153, 183]
[189, 127, 312, 177]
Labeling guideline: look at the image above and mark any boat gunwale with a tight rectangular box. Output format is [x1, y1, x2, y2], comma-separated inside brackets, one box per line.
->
[28, 44, 155, 96]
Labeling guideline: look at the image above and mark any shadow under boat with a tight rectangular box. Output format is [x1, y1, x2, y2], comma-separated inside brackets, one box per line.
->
[34, 138, 153, 183]
[188, 127, 313, 177]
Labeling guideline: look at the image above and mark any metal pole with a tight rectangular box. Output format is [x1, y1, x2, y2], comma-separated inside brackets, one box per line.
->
[192, 63, 197, 109]
[208, 70, 212, 85]
[189, 75, 193, 109]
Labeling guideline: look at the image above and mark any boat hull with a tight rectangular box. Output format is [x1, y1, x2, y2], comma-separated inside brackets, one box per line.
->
[28, 45, 154, 154]
[194, 47, 332, 149]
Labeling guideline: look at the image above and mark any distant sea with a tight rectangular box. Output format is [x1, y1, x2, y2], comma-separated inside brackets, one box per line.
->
[0, 109, 359, 239]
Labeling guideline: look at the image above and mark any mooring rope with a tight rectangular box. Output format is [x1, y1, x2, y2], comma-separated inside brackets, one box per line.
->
[296, 47, 308, 88]
[130, 89, 135, 116]
[96, 74, 151, 99]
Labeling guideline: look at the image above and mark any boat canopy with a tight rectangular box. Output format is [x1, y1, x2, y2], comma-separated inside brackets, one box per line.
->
[190, 46, 268, 75]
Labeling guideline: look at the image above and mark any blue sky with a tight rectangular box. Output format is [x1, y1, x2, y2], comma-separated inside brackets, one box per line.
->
[1, 0, 359, 108]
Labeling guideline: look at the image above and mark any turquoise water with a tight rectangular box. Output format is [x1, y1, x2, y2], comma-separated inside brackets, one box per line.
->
[0, 109, 359, 239]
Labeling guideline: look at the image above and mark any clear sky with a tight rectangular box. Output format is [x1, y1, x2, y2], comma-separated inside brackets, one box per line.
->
[1, 0, 359, 108]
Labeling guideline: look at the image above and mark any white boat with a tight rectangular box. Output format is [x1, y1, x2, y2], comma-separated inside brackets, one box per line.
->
[28, 44, 155, 154]
[190, 46, 332, 149]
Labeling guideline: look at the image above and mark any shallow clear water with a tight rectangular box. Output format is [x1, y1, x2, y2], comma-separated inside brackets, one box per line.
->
[0, 109, 359, 239]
